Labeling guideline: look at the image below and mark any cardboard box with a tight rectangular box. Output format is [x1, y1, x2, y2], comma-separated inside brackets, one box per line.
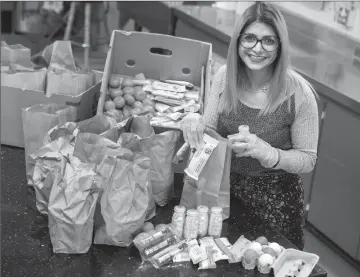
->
[98, 30, 213, 173]
[1, 70, 103, 148]
[97, 30, 212, 114]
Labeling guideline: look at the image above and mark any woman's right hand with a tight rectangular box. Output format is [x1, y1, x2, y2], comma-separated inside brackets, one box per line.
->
[180, 113, 205, 149]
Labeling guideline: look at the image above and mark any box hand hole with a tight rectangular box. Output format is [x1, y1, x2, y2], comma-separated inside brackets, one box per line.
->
[149, 47, 172, 56]
[182, 68, 191, 75]
[126, 59, 136, 67]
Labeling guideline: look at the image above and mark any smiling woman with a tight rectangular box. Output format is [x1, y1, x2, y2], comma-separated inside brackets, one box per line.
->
[180, 2, 319, 250]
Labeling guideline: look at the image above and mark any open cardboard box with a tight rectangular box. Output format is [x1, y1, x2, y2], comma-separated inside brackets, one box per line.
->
[1, 70, 103, 148]
[97, 30, 213, 173]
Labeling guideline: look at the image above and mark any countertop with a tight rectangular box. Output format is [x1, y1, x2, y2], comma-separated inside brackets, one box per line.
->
[1, 145, 327, 277]
[172, 6, 360, 115]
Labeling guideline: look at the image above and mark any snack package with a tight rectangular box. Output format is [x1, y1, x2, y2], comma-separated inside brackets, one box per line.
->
[133, 227, 173, 251]
[198, 245, 217, 270]
[199, 237, 230, 262]
[140, 235, 178, 262]
[173, 251, 191, 263]
[149, 241, 189, 269]
[172, 142, 190, 164]
[189, 244, 208, 264]
[184, 134, 219, 180]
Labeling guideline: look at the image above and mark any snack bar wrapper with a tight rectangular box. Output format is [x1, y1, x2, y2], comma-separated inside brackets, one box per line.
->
[184, 134, 219, 180]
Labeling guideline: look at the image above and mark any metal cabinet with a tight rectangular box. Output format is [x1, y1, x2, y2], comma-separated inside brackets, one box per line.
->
[307, 101, 360, 258]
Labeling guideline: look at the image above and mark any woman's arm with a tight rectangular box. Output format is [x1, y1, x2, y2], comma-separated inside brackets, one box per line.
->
[203, 65, 226, 130]
[274, 85, 319, 174]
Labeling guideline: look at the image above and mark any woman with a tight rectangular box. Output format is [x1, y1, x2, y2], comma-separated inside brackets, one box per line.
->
[180, 2, 319, 250]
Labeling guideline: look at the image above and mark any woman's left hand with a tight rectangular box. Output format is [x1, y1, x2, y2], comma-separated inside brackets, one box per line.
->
[228, 132, 279, 168]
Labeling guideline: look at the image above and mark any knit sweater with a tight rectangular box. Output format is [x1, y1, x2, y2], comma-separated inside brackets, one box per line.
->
[204, 65, 319, 175]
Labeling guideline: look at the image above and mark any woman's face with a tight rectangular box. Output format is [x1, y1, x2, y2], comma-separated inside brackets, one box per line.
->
[238, 22, 279, 72]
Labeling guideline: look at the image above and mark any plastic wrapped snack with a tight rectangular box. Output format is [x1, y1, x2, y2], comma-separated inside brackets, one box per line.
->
[133, 226, 173, 251]
[184, 134, 219, 181]
[199, 237, 229, 262]
[198, 245, 217, 270]
[149, 241, 188, 268]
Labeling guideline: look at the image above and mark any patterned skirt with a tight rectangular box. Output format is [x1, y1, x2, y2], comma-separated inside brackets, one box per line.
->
[230, 172, 305, 250]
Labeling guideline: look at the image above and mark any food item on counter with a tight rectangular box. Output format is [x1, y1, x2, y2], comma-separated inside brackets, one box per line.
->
[172, 142, 190, 164]
[173, 251, 191, 263]
[109, 87, 124, 98]
[134, 232, 150, 241]
[242, 249, 259, 270]
[229, 235, 251, 262]
[109, 75, 122, 88]
[150, 241, 188, 268]
[142, 222, 155, 233]
[142, 98, 156, 108]
[143, 105, 155, 114]
[155, 102, 170, 113]
[113, 96, 125, 109]
[171, 205, 186, 239]
[197, 206, 209, 238]
[184, 134, 219, 181]
[183, 209, 199, 240]
[152, 81, 187, 93]
[208, 207, 223, 238]
[257, 253, 275, 274]
[198, 245, 217, 270]
[104, 100, 116, 111]
[134, 226, 173, 251]
[132, 101, 143, 109]
[122, 77, 135, 88]
[248, 241, 263, 255]
[155, 224, 169, 232]
[189, 243, 207, 264]
[268, 242, 282, 256]
[164, 79, 194, 90]
[123, 86, 135, 96]
[134, 73, 146, 80]
[143, 235, 177, 259]
[133, 86, 147, 101]
[123, 94, 135, 106]
[255, 236, 268, 246]
[122, 106, 131, 118]
[262, 246, 277, 258]
[199, 237, 229, 262]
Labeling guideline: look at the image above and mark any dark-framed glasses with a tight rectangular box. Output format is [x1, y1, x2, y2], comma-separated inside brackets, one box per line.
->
[239, 33, 280, 52]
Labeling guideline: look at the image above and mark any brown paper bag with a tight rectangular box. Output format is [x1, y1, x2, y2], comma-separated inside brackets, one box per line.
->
[45, 41, 94, 97]
[30, 137, 73, 214]
[48, 155, 101, 254]
[23, 103, 77, 186]
[73, 133, 129, 165]
[77, 114, 119, 142]
[180, 130, 231, 220]
[1, 42, 32, 68]
[1, 42, 46, 91]
[119, 114, 180, 207]
[94, 153, 151, 247]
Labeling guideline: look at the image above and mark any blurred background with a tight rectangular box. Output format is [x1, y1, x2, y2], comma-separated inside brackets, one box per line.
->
[1, 2, 360, 277]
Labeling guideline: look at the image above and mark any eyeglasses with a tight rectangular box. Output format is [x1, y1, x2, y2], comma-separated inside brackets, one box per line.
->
[239, 33, 280, 52]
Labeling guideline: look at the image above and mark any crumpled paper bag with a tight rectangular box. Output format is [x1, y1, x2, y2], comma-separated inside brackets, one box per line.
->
[30, 136, 74, 214]
[93, 153, 151, 247]
[48, 155, 102, 254]
[23, 104, 77, 186]
[77, 114, 119, 142]
[1, 41, 46, 91]
[119, 113, 180, 207]
[43, 41, 94, 97]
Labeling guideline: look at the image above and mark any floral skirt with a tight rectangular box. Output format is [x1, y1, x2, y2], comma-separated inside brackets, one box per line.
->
[230, 172, 305, 250]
